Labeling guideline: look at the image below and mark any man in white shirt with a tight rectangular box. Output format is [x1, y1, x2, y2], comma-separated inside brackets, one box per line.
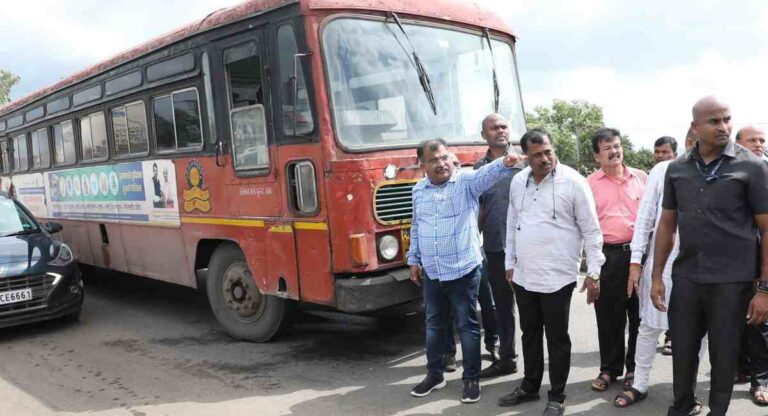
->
[497, 128, 605, 416]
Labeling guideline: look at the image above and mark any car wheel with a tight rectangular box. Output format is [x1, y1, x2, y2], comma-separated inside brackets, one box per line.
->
[206, 243, 291, 342]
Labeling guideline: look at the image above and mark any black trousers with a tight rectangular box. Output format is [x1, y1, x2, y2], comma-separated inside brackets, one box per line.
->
[514, 282, 575, 403]
[747, 322, 768, 387]
[667, 278, 752, 416]
[486, 250, 517, 361]
[594, 245, 640, 377]
[737, 302, 768, 388]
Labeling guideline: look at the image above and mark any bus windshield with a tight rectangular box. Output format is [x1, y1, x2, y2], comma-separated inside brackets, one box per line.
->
[322, 17, 526, 151]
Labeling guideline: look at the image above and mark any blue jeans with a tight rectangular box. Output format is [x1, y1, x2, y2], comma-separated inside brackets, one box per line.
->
[424, 266, 481, 380]
[444, 261, 497, 356]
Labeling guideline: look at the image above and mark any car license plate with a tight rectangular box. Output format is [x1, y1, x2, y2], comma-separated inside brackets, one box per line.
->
[401, 226, 411, 256]
[0, 288, 33, 305]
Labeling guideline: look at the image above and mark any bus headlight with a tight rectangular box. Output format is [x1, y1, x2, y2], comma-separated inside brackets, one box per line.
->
[377, 235, 399, 261]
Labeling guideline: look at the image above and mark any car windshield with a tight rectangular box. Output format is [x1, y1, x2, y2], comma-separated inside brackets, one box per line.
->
[0, 199, 40, 237]
[322, 17, 526, 150]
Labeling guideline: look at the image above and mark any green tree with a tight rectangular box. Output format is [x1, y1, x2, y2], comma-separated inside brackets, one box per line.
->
[0, 70, 20, 105]
[525, 99, 655, 175]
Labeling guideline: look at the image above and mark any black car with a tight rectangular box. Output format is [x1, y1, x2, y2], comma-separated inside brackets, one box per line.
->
[0, 193, 83, 328]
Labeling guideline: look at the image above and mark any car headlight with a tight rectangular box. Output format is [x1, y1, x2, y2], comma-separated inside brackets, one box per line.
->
[49, 243, 74, 266]
[378, 235, 400, 261]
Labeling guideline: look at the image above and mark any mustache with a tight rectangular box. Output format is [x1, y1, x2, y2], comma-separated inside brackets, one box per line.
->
[608, 152, 621, 160]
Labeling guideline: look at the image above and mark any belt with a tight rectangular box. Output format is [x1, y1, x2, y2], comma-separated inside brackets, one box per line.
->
[603, 242, 631, 251]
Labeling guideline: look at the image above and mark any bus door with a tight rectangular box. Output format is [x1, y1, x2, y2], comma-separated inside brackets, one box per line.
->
[271, 21, 333, 305]
[212, 28, 300, 299]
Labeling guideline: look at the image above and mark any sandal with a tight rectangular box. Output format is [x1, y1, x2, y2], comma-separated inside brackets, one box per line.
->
[613, 387, 647, 408]
[662, 337, 672, 356]
[689, 399, 703, 415]
[622, 372, 635, 390]
[752, 385, 768, 407]
[591, 372, 613, 392]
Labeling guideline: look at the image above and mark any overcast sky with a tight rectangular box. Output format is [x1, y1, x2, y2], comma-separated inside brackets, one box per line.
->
[2, 0, 766, 149]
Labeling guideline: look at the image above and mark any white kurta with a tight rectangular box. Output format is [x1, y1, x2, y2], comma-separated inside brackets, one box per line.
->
[629, 161, 678, 330]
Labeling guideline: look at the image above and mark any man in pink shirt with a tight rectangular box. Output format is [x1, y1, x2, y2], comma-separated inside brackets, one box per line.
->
[586, 127, 648, 392]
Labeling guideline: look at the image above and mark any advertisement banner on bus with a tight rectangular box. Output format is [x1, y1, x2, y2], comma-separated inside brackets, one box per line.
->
[39, 160, 179, 226]
[12, 173, 47, 218]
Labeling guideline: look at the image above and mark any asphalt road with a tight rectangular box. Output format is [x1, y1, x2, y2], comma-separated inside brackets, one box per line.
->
[0, 271, 764, 416]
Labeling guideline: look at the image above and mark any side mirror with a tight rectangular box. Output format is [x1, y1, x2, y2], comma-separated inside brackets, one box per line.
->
[45, 222, 63, 234]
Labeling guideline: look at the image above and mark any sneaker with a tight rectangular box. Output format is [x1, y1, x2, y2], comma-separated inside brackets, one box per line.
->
[410, 374, 446, 397]
[461, 379, 481, 403]
[443, 355, 457, 373]
[479, 360, 517, 378]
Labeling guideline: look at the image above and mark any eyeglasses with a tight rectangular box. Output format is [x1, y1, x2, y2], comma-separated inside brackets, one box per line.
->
[426, 154, 451, 166]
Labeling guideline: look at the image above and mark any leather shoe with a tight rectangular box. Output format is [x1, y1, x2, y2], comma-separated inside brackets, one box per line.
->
[542, 401, 565, 416]
[479, 360, 517, 378]
[498, 387, 540, 407]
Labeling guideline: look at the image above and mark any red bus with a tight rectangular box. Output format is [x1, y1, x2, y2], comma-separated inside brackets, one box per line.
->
[0, 0, 526, 341]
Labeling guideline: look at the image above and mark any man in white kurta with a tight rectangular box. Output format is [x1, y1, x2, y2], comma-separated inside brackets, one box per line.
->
[617, 137, 706, 408]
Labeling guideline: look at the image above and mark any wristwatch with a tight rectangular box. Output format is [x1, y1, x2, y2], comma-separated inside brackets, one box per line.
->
[757, 280, 768, 294]
[586, 272, 600, 282]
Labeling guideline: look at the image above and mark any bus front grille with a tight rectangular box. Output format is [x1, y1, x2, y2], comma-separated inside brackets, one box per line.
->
[374, 181, 417, 225]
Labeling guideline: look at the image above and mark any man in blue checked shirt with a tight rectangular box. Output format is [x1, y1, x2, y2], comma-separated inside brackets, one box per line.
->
[407, 137, 524, 404]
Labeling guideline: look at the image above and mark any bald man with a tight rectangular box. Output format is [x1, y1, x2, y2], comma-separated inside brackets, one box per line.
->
[651, 96, 768, 416]
[474, 113, 522, 378]
[735, 125, 766, 158]
[734, 125, 768, 405]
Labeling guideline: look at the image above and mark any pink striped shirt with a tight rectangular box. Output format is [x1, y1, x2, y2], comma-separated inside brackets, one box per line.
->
[587, 166, 648, 244]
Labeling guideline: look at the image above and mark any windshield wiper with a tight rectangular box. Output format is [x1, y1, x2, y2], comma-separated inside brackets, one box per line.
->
[483, 28, 500, 113]
[387, 12, 437, 116]
[1, 229, 40, 237]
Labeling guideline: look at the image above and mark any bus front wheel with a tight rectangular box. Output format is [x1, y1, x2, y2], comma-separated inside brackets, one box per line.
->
[206, 243, 289, 342]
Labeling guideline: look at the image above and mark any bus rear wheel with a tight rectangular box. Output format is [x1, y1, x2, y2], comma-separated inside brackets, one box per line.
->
[206, 243, 289, 342]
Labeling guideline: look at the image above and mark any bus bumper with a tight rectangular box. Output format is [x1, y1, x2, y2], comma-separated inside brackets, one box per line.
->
[335, 268, 421, 314]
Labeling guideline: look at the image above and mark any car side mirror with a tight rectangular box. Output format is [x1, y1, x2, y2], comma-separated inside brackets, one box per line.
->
[45, 222, 63, 234]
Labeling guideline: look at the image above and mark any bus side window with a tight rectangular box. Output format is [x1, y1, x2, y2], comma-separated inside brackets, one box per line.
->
[224, 42, 268, 170]
[31, 127, 51, 169]
[111, 101, 149, 156]
[12, 134, 28, 172]
[53, 121, 77, 166]
[79, 112, 108, 161]
[153, 88, 203, 152]
[277, 24, 314, 137]
[0, 140, 8, 173]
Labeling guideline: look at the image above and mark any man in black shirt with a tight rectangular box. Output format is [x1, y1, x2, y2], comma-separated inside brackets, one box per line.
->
[474, 113, 522, 377]
[651, 96, 768, 416]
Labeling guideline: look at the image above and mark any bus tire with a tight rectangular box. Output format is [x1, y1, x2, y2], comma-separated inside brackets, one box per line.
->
[206, 243, 288, 342]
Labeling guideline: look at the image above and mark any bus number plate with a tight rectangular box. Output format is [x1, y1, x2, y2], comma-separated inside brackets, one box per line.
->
[0, 288, 32, 305]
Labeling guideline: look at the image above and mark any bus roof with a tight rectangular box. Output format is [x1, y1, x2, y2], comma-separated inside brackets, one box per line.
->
[0, 0, 514, 118]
